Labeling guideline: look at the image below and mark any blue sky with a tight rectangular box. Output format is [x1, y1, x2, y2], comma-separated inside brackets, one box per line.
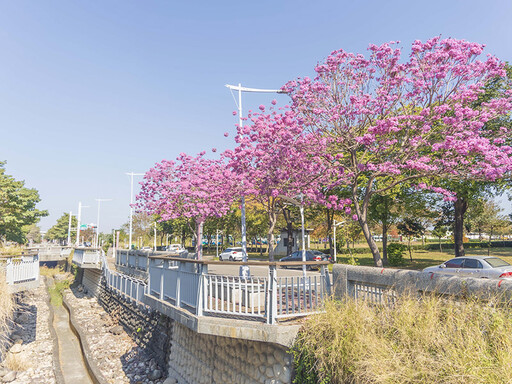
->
[0, 0, 511, 232]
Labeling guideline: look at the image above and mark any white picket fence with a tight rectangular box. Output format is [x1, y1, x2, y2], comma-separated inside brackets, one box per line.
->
[2, 255, 39, 286]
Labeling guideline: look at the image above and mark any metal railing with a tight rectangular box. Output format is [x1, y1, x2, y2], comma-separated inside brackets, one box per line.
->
[73, 248, 101, 266]
[101, 251, 147, 306]
[2, 255, 39, 286]
[147, 257, 331, 324]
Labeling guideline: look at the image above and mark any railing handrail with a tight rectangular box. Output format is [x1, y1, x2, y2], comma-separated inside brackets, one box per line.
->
[148, 255, 330, 267]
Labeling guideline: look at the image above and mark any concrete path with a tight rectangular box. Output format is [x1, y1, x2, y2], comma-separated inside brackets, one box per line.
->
[52, 304, 93, 384]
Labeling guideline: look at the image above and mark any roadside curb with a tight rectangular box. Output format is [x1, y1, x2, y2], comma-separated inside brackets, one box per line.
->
[44, 276, 65, 384]
[62, 291, 108, 384]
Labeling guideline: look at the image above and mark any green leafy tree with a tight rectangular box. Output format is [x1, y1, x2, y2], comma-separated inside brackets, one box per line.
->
[25, 224, 42, 244]
[397, 218, 425, 261]
[46, 213, 77, 243]
[0, 162, 47, 244]
[431, 224, 448, 252]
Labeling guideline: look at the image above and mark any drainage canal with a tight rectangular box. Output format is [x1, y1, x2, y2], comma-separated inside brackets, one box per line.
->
[47, 278, 96, 384]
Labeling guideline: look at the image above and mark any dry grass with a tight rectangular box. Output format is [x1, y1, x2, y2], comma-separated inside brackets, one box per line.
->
[0, 246, 24, 256]
[293, 295, 512, 384]
[4, 351, 30, 371]
[0, 272, 15, 357]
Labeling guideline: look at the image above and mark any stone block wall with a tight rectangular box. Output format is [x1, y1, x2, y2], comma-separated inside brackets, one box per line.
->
[167, 323, 292, 384]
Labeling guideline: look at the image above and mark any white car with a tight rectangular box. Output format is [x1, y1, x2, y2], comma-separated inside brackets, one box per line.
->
[166, 244, 185, 252]
[423, 256, 512, 279]
[219, 247, 244, 261]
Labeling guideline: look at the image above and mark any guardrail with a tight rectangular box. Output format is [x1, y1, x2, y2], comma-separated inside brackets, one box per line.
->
[148, 257, 331, 324]
[101, 251, 147, 306]
[101, 251, 332, 323]
[1, 254, 39, 287]
[116, 249, 187, 272]
[73, 248, 101, 267]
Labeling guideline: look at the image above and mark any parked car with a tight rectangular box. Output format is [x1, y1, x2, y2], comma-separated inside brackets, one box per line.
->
[423, 256, 512, 279]
[140, 246, 152, 251]
[166, 244, 185, 252]
[219, 247, 244, 261]
[279, 250, 332, 269]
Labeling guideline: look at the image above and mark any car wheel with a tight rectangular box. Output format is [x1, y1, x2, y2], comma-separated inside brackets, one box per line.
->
[219, 256, 223, 261]
[229, 256, 233, 261]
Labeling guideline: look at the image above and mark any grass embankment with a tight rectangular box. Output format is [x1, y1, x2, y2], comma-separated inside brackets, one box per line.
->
[41, 267, 73, 306]
[293, 296, 512, 384]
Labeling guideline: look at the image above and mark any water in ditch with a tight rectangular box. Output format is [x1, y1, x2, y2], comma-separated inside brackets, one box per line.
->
[47, 278, 94, 384]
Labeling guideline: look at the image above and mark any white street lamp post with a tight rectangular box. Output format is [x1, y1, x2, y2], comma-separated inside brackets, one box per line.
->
[67, 211, 73, 246]
[126, 172, 144, 250]
[95, 198, 112, 248]
[76, 202, 89, 246]
[333, 219, 344, 263]
[226, 83, 283, 278]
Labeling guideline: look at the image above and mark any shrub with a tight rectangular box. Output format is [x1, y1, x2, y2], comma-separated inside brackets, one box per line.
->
[292, 296, 512, 384]
[0, 272, 15, 356]
[387, 243, 407, 266]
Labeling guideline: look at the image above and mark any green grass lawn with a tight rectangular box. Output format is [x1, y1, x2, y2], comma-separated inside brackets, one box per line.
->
[206, 247, 512, 271]
[335, 247, 512, 270]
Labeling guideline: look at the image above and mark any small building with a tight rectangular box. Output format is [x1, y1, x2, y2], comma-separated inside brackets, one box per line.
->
[274, 228, 313, 256]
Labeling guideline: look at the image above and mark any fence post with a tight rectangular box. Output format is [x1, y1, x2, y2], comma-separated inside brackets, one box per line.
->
[34, 255, 40, 282]
[321, 265, 331, 296]
[159, 259, 166, 301]
[5, 258, 13, 285]
[176, 261, 182, 308]
[196, 264, 205, 316]
[266, 264, 277, 324]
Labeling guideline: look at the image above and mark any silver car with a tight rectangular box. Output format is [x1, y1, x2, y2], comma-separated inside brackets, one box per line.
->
[423, 256, 512, 279]
[219, 247, 244, 261]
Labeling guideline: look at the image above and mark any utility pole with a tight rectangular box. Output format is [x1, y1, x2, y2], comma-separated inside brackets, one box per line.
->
[333, 220, 344, 263]
[126, 172, 144, 250]
[95, 198, 112, 248]
[76, 202, 89, 246]
[225, 83, 283, 278]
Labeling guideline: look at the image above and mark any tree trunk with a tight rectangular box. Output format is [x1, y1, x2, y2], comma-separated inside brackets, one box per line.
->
[454, 197, 468, 257]
[196, 221, 204, 260]
[439, 237, 442, 252]
[268, 212, 277, 262]
[353, 188, 382, 267]
[382, 222, 388, 266]
[408, 237, 412, 261]
[282, 208, 294, 256]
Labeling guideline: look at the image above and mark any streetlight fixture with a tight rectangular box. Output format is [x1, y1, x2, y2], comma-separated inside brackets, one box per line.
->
[278, 194, 307, 279]
[126, 172, 144, 250]
[95, 198, 112, 248]
[225, 83, 284, 278]
[333, 219, 344, 263]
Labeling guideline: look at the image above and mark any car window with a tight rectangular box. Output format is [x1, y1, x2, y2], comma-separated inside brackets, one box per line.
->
[444, 258, 465, 268]
[291, 251, 301, 260]
[462, 259, 482, 269]
[224, 248, 232, 253]
[484, 257, 511, 268]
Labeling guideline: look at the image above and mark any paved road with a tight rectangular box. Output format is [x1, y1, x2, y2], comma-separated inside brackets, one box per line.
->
[204, 258, 325, 278]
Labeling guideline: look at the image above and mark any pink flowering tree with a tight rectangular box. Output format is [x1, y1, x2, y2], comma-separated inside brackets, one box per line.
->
[283, 37, 512, 267]
[226, 104, 350, 261]
[136, 152, 236, 259]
